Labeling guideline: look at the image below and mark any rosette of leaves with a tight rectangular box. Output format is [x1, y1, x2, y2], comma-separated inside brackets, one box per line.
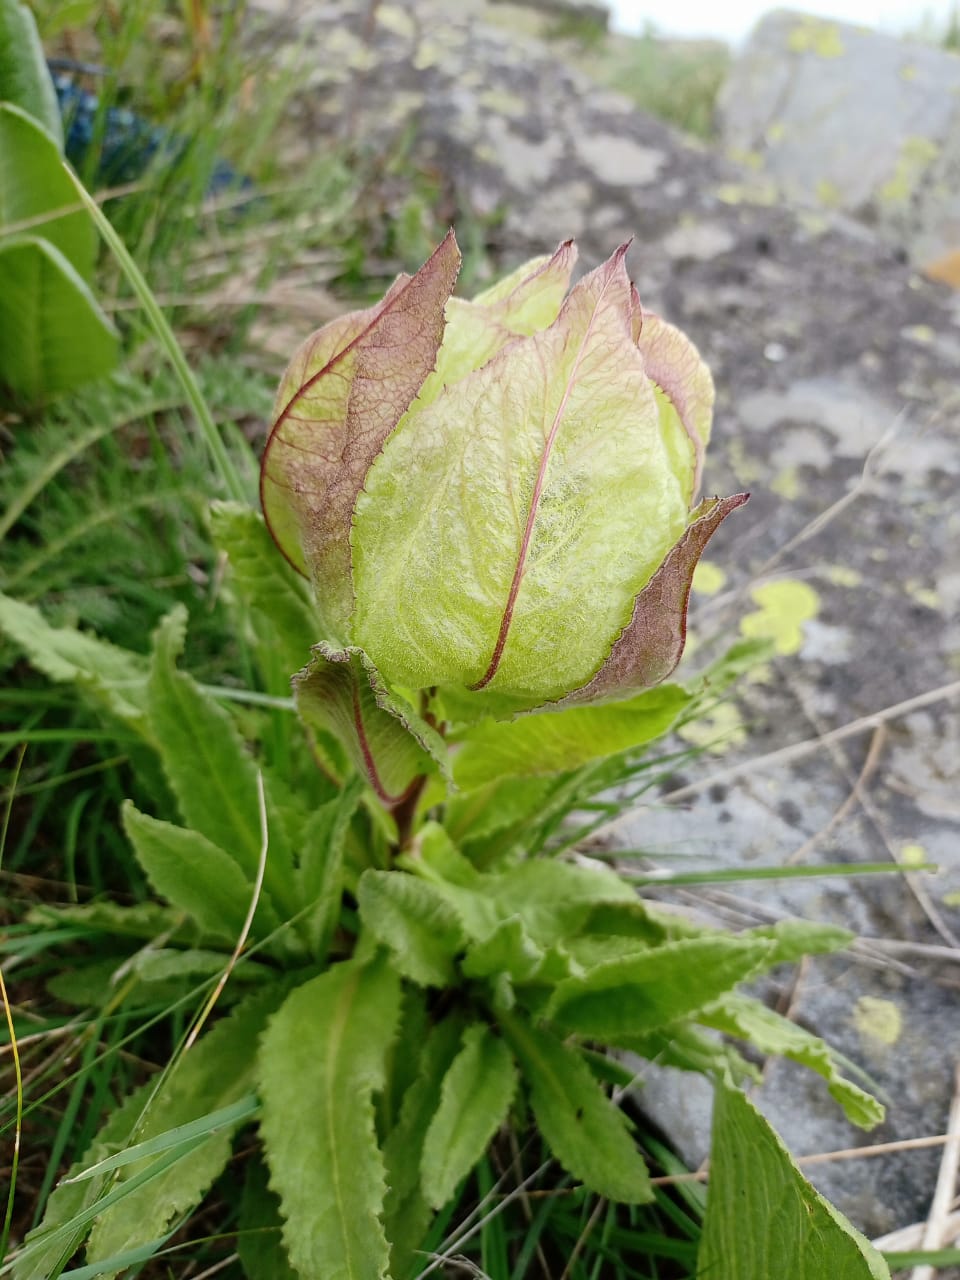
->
[261, 232, 747, 808]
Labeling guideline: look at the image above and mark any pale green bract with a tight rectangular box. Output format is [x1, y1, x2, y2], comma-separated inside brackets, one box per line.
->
[261, 232, 746, 774]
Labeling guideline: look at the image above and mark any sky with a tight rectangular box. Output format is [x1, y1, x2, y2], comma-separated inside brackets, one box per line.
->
[606, 0, 958, 42]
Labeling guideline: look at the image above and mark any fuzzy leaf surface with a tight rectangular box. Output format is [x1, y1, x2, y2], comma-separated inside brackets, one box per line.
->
[352, 246, 691, 709]
[452, 683, 690, 787]
[502, 1013, 652, 1203]
[0, 1, 63, 144]
[257, 954, 402, 1280]
[422, 1024, 518, 1208]
[697, 1085, 890, 1279]
[261, 231, 460, 637]
[549, 935, 776, 1039]
[358, 869, 467, 987]
[294, 645, 447, 805]
[0, 590, 147, 723]
[147, 608, 296, 915]
[121, 801, 281, 943]
[296, 778, 362, 960]
[702, 994, 884, 1129]
[636, 310, 714, 498]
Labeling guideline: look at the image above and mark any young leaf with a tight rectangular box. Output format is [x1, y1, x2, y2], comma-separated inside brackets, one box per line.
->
[745, 919, 855, 965]
[460, 916, 546, 983]
[452, 683, 690, 788]
[701, 994, 884, 1129]
[616, 1022, 759, 1085]
[500, 1012, 652, 1203]
[698, 1085, 890, 1279]
[293, 645, 447, 805]
[352, 246, 691, 709]
[121, 802, 281, 943]
[257, 954, 403, 1280]
[0, 104, 92, 275]
[357, 869, 467, 987]
[147, 608, 297, 916]
[421, 1024, 518, 1209]
[382, 1014, 466, 1280]
[0, 0, 64, 145]
[0, 590, 148, 724]
[261, 230, 460, 638]
[296, 778, 363, 960]
[487, 858, 636, 947]
[549, 935, 777, 1040]
[208, 501, 318, 677]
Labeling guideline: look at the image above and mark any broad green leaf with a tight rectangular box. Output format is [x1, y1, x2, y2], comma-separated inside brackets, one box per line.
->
[500, 1012, 652, 1203]
[414, 240, 577, 405]
[293, 645, 447, 805]
[357, 869, 466, 987]
[0, 0, 63, 145]
[461, 916, 546, 983]
[238, 1157, 300, 1280]
[421, 1024, 518, 1208]
[147, 608, 297, 916]
[296, 778, 362, 960]
[382, 1013, 465, 1280]
[444, 775, 553, 846]
[0, 104, 90, 273]
[561, 493, 748, 705]
[549, 935, 777, 1040]
[261, 231, 460, 638]
[746, 919, 854, 965]
[487, 858, 636, 947]
[84, 987, 284, 1272]
[617, 1022, 759, 1084]
[701, 994, 884, 1129]
[26, 900, 196, 944]
[122, 802, 282, 944]
[698, 1085, 890, 1279]
[452, 683, 690, 788]
[257, 954, 403, 1280]
[0, 590, 148, 723]
[353, 247, 691, 709]
[131, 949, 272, 986]
[208, 501, 318, 678]
[0, 235, 117, 400]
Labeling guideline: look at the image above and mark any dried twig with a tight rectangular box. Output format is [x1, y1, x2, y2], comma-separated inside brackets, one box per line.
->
[912, 1063, 960, 1280]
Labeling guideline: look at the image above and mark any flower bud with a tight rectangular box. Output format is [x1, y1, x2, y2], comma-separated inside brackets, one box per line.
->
[262, 232, 745, 718]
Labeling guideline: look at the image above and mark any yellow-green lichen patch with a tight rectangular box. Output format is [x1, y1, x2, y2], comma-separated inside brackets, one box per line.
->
[899, 842, 929, 868]
[853, 996, 902, 1047]
[879, 136, 940, 206]
[692, 561, 727, 596]
[739, 580, 820, 656]
[478, 89, 528, 118]
[815, 179, 842, 208]
[906, 580, 942, 610]
[824, 565, 862, 589]
[770, 467, 800, 500]
[788, 20, 845, 58]
[375, 5, 416, 39]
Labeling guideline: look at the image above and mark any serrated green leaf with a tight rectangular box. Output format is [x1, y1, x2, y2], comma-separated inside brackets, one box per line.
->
[501, 1012, 652, 1203]
[26, 900, 195, 944]
[383, 1014, 465, 1280]
[293, 645, 447, 806]
[122, 802, 281, 944]
[698, 1085, 890, 1279]
[421, 1024, 518, 1208]
[0, 0, 63, 145]
[257, 954, 403, 1280]
[452, 684, 690, 788]
[357, 869, 467, 987]
[617, 1022, 759, 1085]
[297, 778, 362, 960]
[130, 949, 271, 986]
[0, 590, 148, 724]
[444, 775, 554, 846]
[147, 608, 296, 916]
[208, 501, 318, 678]
[488, 858, 636, 947]
[549, 935, 776, 1039]
[746, 919, 854, 965]
[701, 994, 884, 1129]
[461, 916, 546, 982]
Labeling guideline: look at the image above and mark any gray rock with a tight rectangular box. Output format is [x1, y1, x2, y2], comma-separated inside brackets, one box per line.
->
[249, 0, 960, 1240]
[718, 9, 960, 274]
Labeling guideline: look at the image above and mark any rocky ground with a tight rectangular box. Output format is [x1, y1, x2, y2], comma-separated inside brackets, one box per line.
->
[249, 0, 960, 1244]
